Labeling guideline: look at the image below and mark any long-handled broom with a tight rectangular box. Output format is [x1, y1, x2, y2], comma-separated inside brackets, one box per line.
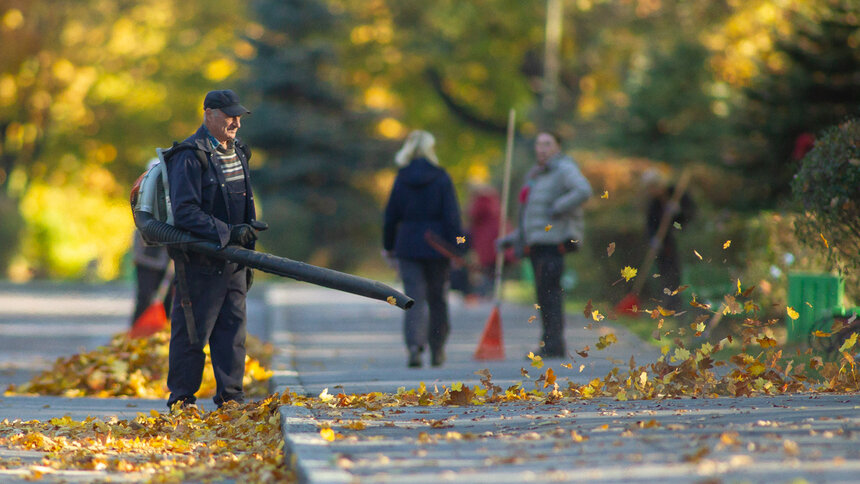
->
[474, 109, 516, 361]
[615, 169, 692, 316]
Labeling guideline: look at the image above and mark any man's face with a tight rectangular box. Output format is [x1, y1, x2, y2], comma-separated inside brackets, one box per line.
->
[535, 133, 560, 165]
[204, 108, 241, 143]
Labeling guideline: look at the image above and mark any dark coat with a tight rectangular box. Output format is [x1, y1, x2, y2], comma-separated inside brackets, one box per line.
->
[383, 157, 462, 260]
[165, 125, 257, 407]
[168, 125, 257, 251]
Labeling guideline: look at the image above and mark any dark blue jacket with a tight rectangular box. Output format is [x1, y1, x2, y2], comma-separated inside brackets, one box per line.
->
[383, 157, 462, 260]
[168, 125, 257, 251]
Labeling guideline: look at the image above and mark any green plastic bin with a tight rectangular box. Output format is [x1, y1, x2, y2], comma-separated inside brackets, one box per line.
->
[786, 273, 845, 342]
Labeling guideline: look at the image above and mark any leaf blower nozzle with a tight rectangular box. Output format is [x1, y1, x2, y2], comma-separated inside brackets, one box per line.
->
[134, 211, 413, 310]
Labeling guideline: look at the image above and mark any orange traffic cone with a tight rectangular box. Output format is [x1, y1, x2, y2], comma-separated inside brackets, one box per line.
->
[129, 302, 168, 338]
[474, 305, 505, 360]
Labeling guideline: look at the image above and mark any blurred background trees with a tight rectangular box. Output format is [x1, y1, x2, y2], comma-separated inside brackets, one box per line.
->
[0, 0, 856, 309]
[240, 0, 392, 269]
[734, 0, 860, 208]
[0, 0, 251, 278]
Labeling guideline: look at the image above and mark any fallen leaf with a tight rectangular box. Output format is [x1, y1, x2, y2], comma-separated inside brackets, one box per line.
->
[527, 352, 544, 369]
[723, 240, 731, 249]
[756, 336, 778, 348]
[839, 332, 858, 353]
[543, 368, 556, 388]
[344, 421, 367, 430]
[319, 428, 336, 442]
[595, 333, 617, 350]
[621, 266, 637, 282]
[607, 242, 616, 257]
[583, 300, 594, 318]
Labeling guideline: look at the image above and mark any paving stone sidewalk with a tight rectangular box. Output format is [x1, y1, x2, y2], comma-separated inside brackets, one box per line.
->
[266, 284, 860, 484]
[0, 282, 267, 483]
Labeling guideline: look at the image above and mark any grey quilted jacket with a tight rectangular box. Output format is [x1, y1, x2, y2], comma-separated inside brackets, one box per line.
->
[502, 153, 592, 248]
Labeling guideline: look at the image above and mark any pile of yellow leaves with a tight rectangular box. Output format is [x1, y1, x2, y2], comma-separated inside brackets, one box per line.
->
[5, 330, 274, 399]
[281, 301, 860, 413]
[0, 393, 293, 483]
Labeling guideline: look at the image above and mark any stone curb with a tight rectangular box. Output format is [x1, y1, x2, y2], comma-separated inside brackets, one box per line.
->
[266, 293, 353, 484]
[279, 405, 352, 484]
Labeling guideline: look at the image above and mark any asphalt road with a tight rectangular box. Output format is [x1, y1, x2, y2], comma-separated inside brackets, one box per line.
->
[1, 281, 859, 483]
[266, 284, 860, 484]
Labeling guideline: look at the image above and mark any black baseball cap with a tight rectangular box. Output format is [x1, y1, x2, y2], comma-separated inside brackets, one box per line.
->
[203, 89, 250, 116]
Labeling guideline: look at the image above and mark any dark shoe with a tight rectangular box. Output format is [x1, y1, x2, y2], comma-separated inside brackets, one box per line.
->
[169, 400, 199, 415]
[408, 347, 422, 368]
[431, 348, 445, 367]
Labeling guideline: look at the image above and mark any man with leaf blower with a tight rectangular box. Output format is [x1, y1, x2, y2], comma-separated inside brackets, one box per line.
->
[165, 89, 267, 410]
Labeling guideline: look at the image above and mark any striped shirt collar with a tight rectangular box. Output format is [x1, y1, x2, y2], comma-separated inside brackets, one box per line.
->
[203, 126, 234, 152]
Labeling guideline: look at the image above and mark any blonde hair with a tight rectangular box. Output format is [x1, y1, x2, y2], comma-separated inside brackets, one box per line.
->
[395, 130, 438, 167]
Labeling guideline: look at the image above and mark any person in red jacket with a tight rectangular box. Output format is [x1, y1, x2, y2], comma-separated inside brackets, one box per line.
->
[466, 180, 502, 297]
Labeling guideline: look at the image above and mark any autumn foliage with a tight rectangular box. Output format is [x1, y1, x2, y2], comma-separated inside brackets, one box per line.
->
[5, 330, 273, 399]
[0, 393, 293, 482]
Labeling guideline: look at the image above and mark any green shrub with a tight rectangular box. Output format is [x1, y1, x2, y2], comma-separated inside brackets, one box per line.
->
[791, 119, 860, 274]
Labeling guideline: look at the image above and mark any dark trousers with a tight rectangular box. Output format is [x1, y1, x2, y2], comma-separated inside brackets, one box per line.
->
[530, 245, 566, 356]
[131, 265, 172, 325]
[399, 258, 450, 353]
[167, 260, 247, 408]
[654, 236, 682, 311]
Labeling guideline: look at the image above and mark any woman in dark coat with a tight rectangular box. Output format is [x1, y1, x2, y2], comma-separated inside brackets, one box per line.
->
[383, 130, 462, 368]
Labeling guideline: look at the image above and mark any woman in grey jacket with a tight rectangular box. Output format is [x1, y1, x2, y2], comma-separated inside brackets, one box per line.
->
[498, 132, 592, 358]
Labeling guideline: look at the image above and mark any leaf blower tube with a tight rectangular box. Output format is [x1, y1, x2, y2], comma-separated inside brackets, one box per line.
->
[134, 211, 413, 310]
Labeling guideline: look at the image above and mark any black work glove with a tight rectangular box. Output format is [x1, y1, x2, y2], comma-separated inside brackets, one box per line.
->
[250, 220, 269, 231]
[229, 224, 258, 247]
[246, 268, 254, 290]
